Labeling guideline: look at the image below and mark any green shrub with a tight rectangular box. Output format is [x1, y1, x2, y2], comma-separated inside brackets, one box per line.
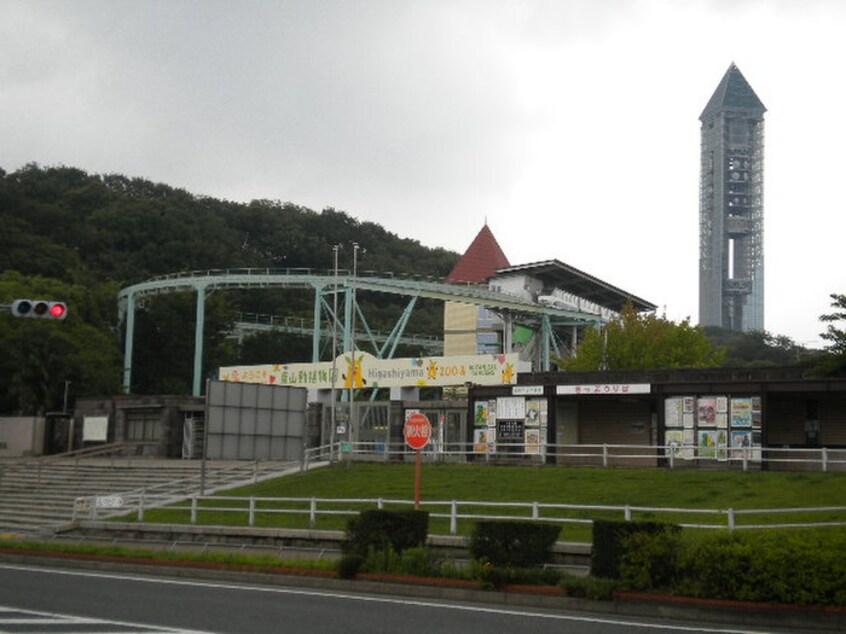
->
[559, 574, 619, 601]
[468, 521, 560, 568]
[505, 566, 561, 587]
[361, 545, 401, 574]
[358, 545, 442, 578]
[618, 527, 682, 591]
[472, 559, 509, 589]
[343, 509, 429, 557]
[397, 546, 441, 577]
[673, 530, 846, 606]
[337, 554, 364, 579]
[591, 520, 680, 579]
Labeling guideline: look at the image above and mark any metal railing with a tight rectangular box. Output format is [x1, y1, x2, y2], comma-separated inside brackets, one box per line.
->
[71, 460, 305, 522]
[0, 442, 161, 488]
[76, 492, 846, 534]
[308, 440, 846, 473]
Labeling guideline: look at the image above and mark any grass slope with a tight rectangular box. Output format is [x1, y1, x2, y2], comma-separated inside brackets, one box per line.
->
[135, 463, 846, 540]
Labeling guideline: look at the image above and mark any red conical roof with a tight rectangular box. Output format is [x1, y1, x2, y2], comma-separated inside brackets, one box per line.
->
[446, 224, 510, 284]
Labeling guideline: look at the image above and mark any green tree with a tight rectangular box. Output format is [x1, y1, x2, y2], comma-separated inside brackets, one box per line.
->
[558, 305, 723, 371]
[811, 293, 846, 376]
[820, 293, 846, 356]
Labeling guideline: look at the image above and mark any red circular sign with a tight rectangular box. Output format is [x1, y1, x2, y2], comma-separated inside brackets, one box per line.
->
[403, 413, 432, 450]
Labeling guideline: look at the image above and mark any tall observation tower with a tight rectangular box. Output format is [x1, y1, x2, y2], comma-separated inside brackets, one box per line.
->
[698, 63, 766, 332]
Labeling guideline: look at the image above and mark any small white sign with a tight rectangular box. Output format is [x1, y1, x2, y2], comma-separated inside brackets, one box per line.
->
[95, 495, 125, 509]
[556, 383, 651, 396]
[512, 385, 544, 396]
[83, 416, 109, 442]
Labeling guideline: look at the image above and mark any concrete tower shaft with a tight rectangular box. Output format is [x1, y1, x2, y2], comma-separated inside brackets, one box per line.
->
[699, 63, 766, 332]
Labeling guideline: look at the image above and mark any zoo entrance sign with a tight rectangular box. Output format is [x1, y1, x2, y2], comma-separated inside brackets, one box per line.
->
[219, 352, 519, 389]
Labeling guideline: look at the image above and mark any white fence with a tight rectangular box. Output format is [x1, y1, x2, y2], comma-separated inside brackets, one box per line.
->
[76, 492, 846, 534]
[301, 441, 846, 473]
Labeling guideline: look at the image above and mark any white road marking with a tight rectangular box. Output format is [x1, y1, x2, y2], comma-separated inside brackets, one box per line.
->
[0, 603, 214, 633]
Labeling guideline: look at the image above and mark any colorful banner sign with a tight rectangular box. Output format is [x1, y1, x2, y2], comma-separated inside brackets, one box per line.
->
[219, 352, 519, 389]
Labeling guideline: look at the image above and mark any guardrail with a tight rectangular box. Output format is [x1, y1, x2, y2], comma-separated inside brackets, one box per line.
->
[318, 441, 846, 472]
[75, 492, 846, 534]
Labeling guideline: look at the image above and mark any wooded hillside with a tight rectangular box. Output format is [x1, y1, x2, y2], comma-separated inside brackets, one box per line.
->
[0, 164, 459, 413]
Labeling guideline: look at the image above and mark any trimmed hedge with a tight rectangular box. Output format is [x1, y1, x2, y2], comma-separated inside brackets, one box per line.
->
[468, 520, 560, 568]
[343, 509, 429, 557]
[611, 526, 846, 607]
[672, 530, 846, 606]
[591, 520, 680, 579]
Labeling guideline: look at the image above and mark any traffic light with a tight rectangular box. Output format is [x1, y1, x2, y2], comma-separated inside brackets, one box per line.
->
[10, 299, 68, 320]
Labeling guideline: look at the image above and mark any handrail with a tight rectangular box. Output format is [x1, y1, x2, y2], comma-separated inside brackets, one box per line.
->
[329, 440, 846, 472]
[0, 442, 159, 472]
[78, 492, 846, 534]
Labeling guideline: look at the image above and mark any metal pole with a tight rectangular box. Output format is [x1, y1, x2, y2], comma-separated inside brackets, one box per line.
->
[192, 285, 207, 397]
[122, 292, 136, 394]
[330, 245, 340, 462]
[63, 380, 71, 414]
[414, 448, 422, 509]
[350, 243, 360, 446]
[200, 379, 210, 495]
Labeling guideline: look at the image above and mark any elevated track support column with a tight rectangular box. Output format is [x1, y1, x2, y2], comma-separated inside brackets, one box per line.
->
[192, 284, 207, 397]
[122, 292, 136, 394]
[540, 315, 552, 372]
[312, 283, 324, 363]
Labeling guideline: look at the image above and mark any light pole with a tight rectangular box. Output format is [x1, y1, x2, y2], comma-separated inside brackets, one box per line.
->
[329, 244, 340, 461]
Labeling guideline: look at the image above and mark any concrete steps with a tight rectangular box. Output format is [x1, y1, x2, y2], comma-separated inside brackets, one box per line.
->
[0, 458, 298, 535]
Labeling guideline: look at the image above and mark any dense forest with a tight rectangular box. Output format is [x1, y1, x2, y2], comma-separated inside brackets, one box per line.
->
[0, 164, 458, 413]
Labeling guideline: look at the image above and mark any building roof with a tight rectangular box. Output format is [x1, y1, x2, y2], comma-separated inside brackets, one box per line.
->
[445, 224, 511, 284]
[495, 260, 657, 313]
[700, 63, 766, 121]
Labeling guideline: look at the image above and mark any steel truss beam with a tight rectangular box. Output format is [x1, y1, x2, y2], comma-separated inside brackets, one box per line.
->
[118, 268, 602, 396]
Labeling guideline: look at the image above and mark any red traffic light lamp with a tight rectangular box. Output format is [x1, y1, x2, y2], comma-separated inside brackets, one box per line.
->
[10, 299, 68, 320]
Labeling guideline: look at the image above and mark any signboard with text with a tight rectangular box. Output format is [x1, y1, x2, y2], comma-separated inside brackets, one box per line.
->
[556, 383, 651, 396]
[219, 352, 519, 389]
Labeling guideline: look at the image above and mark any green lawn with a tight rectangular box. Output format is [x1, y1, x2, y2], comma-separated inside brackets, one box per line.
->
[134, 463, 846, 541]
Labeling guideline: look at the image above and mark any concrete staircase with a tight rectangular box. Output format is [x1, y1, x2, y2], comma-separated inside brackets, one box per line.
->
[0, 454, 302, 535]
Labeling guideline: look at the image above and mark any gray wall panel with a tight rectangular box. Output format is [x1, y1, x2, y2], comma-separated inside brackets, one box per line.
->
[242, 384, 259, 408]
[208, 406, 225, 433]
[206, 381, 307, 460]
[273, 388, 290, 411]
[257, 387, 273, 409]
[254, 436, 270, 460]
[240, 408, 257, 434]
[238, 434, 255, 460]
[208, 381, 226, 407]
[256, 409, 272, 435]
[289, 389, 307, 411]
[224, 381, 242, 406]
[223, 409, 240, 434]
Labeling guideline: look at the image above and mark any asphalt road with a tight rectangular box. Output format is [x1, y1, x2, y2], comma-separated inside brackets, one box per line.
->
[0, 563, 798, 634]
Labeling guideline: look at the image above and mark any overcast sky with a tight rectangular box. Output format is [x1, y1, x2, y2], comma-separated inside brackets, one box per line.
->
[3, 0, 844, 348]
